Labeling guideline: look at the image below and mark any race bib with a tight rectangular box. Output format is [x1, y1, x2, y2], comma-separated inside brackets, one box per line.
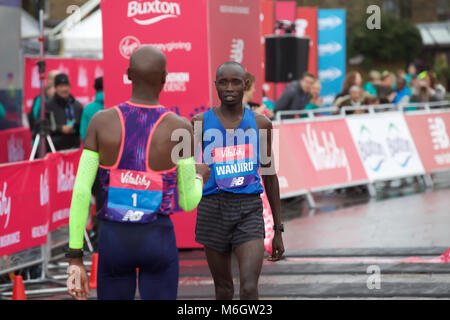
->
[212, 144, 256, 190]
[106, 169, 163, 223]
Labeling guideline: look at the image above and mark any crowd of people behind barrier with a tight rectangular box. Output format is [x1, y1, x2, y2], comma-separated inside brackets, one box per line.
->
[246, 63, 449, 119]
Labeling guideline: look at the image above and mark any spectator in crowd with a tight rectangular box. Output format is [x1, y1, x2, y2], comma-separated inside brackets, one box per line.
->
[410, 71, 445, 104]
[45, 73, 83, 151]
[337, 85, 362, 109]
[0, 102, 5, 120]
[375, 71, 396, 104]
[333, 71, 363, 106]
[274, 72, 314, 112]
[362, 95, 380, 107]
[429, 72, 447, 101]
[262, 89, 275, 119]
[393, 75, 411, 106]
[302, 79, 323, 118]
[243, 72, 274, 119]
[363, 70, 380, 96]
[29, 70, 59, 132]
[406, 63, 417, 87]
[80, 77, 104, 142]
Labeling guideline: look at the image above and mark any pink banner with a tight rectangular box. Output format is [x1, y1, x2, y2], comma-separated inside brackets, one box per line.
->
[277, 119, 368, 191]
[276, 1, 296, 22]
[273, 123, 309, 196]
[23, 57, 103, 114]
[297, 7, 318, 77]
[405, 112, 450, 173]
[261, 0, 275, 101]
[0, 127, 32, 164]
[208, 0, 263, 106]
[46, 150, 82, 232]
[101, 0, 210, 118]
[0, 159, 49, 257]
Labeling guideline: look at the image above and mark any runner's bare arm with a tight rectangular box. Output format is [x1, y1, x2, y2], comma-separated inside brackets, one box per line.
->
[255, 114, 285, 261]
[190, 112, 204, 156]
[169, 114, 209, 211]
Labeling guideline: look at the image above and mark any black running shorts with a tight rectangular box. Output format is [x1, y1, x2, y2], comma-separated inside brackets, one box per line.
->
[195, 192, 265, 253]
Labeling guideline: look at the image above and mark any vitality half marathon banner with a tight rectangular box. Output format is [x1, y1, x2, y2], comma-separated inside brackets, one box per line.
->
[0, 159, 49, 257]
[260, 0, 275, 100]
[46, 150, 82, 232]
[208, 0, 263, 107]
[277, 119, 368, 191]
[0, 127, 32, 164]
[318, 9, 346, 106]
[23, 57, 103, 114]
[346, 113, 425, 182]
[101, 0, 210, 117]
[405, 111, 450, 173]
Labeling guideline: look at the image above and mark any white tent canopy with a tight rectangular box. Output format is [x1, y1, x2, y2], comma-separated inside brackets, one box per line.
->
[21, 9, 40, 39]
[60, 9, 103, 58]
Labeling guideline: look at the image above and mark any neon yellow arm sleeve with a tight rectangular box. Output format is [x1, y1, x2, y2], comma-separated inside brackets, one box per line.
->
[69, 149, 99, 249]
[177, 157, 203, 212]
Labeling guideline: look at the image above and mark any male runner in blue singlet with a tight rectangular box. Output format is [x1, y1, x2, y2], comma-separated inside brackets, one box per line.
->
[192, 61, 285, 300]
[66, 46, 209, 300]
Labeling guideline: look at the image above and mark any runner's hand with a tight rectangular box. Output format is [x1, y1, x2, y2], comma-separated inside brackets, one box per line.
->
[67, 259, 91, 300]
[196, 163, 211, 183]
[269, 233, 285, 262]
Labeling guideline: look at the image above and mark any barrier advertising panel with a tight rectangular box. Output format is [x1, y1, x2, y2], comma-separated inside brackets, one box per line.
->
[279, 119, 368, 190]
[0, 127, 32, 164]
[346, 113, 425, 182]
[405, 111, 450, 173]
[0, 159, 49, 257]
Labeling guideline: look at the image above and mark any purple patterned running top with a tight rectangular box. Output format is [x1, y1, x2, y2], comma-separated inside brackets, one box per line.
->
[97, 101, 177, 223]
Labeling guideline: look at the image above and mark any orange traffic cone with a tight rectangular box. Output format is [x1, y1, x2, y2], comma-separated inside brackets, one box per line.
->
[89, 253, 99, 289]
[12, 275, 26, 300]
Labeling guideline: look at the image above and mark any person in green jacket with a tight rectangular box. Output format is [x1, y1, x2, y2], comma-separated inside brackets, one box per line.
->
[80, 77, 104, 142]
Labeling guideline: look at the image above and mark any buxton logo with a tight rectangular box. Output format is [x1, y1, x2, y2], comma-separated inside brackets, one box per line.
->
[128, 0, 181, 25]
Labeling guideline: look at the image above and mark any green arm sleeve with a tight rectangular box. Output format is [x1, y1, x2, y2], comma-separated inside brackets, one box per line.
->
[177, 157, 203, 212]
[69, 149, 99, 249]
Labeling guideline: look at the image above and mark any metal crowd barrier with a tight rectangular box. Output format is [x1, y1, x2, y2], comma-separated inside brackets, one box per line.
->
[0, 148, 95, 299]
[274, 101, 450, 208]
[275, 100, 450, 121]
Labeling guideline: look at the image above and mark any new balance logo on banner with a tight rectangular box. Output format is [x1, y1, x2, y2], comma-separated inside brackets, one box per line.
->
[429, 117, 450, 150]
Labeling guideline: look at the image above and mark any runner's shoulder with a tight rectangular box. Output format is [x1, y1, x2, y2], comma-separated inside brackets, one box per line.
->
[162, 112, 192, 132]
[191, 111, 205, 125]
[253, 112, 272, 130]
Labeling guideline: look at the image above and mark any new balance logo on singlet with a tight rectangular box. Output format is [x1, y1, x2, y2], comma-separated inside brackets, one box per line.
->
[230, 177, 245, 187]
[122, 210, 145, 222]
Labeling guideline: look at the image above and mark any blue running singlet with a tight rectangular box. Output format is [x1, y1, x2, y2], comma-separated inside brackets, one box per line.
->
[202, 107, 264, 196]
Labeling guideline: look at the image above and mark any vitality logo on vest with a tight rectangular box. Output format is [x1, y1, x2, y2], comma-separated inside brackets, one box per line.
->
[128, 0, 181, 26]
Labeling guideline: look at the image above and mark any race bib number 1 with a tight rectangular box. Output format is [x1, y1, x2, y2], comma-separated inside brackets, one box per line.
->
[106, 169, 163, 223]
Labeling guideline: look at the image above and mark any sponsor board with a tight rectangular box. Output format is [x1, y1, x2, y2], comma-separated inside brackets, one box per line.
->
[346, 113, 425, 182]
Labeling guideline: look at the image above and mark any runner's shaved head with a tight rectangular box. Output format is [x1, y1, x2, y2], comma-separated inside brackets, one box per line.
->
[216, 61, 246, 80]
[128, 45, 167, 86]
